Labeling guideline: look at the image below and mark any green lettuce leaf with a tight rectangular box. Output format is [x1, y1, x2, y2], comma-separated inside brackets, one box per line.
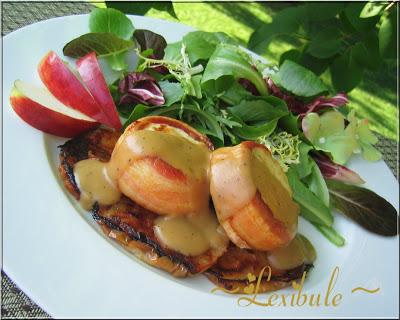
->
[202, 44, 268, 96]
[304, 159, 330, 207]
[287, 168, 333, 227]
[89, 8, 134, 40]
[271, 60, 328, 97]
[158, 81, 184, 106]
[228, 97, 288, 123]
[291, 142, 313, 179]
[182, 31, 236, 64]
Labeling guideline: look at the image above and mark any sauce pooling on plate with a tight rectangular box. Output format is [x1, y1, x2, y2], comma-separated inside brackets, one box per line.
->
[73, 124, 211, 212]
[72, 117, 226, 256]
[267, 234, 316, 270]
[154, 210, 228, 256]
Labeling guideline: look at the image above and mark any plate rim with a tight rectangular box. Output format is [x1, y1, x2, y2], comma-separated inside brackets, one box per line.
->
[3, 13, 399, 318]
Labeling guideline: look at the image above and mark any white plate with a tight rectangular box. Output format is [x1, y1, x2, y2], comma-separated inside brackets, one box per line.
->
[3, 14, 399, 318]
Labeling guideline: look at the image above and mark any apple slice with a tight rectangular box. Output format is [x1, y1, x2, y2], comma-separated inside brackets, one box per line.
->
[10, 80, 98, 138]
[76, 52, 122, 130]
[38, 51, 110, 126]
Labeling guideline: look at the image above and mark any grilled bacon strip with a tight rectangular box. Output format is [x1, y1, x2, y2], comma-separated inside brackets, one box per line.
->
[58, 127, 226, 276]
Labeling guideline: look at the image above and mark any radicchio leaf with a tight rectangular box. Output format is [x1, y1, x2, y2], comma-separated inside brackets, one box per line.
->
[238, 78, 260, 96]
[133, 29, 169, 75]
[266, 78, 348, 117]
[119, 72, 165, 106]
[133, 29, 167, 59]
[312, 152, 365, 185]
[327, 180, 398, 236]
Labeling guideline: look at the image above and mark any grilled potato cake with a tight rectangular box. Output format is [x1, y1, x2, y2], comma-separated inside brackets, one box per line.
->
[59, 126, 314, 290]
[205, 244, 312, 293]
[59, 127, 226, 277]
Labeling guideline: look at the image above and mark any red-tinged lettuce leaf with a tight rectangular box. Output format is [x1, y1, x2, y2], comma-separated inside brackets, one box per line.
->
[312, 152, 365, 185]
[327, 180, 398, 236]
[305, 93, 348, 114]
[118, 72, 165, 106]
[133, 29, 167, 59]
[63, 32, 134, 71]
[266, 78, 348, 116]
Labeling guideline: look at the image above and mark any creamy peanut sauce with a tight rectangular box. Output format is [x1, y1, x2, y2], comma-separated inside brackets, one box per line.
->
[154, 210, 228, 256]
[73, 158, 121, 210]
[267, 234, 316, 270]
[73, 125, 211, 210]
[251, 148, 299, 229]
[72, 124, 227, 256]
[107, 130, 210, 181]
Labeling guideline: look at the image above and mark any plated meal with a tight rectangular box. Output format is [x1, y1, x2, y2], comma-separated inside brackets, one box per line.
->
[9, 8, 398, 296]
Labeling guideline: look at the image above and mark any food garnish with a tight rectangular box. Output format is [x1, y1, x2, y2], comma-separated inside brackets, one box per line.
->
[10, 80, 98, 137]
[9, 7, 398, 293]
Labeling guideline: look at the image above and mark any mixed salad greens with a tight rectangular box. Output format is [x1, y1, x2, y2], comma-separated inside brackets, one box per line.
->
[63, 8, 397, 246]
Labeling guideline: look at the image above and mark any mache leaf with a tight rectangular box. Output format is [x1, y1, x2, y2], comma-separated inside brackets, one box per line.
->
[327, 180, 398, 236]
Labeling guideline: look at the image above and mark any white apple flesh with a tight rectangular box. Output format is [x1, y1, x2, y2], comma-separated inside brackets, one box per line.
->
[10, 80, 98, 138]
[76, 52, 122, 130]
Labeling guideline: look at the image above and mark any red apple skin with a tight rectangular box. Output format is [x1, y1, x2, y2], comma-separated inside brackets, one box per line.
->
[38, 51, 110, 126]
[10, 93, 98, 138]
[76, 52, 122, 130]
